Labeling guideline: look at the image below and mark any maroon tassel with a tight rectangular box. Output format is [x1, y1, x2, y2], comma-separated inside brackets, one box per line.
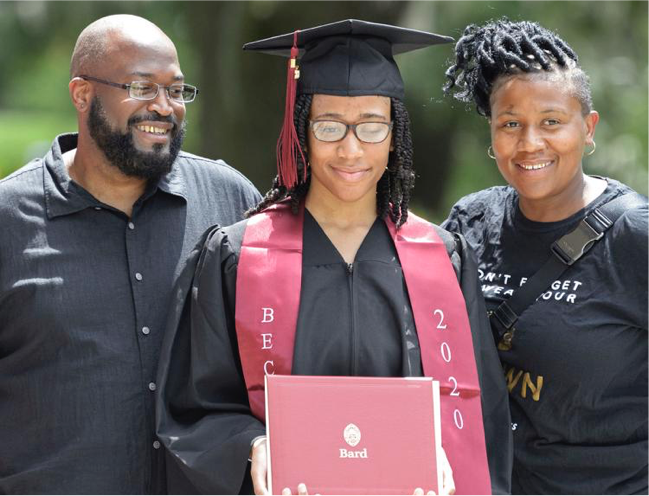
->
[276, 30, 307, 190]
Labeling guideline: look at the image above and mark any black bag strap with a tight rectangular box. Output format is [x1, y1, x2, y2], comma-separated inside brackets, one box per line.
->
[490, 192, 646, 350]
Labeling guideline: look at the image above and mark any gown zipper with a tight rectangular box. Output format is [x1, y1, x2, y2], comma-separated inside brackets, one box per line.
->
[347, 262, 357, 375]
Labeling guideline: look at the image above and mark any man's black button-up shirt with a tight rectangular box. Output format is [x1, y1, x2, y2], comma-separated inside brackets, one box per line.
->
[0, 134, 261, 494]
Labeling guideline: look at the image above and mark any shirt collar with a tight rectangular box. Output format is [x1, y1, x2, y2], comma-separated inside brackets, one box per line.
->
[156, 156, 188, 200]
[44, 133, 188, 219]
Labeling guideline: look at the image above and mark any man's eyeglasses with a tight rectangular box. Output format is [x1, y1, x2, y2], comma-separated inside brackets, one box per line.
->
[79, 75, 199, 103]
[310, 120, 393, 144]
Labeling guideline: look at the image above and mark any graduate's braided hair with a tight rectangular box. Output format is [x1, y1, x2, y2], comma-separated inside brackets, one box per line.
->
[386, 98, 415, 227]
[444, 18, 592, 117]
[247, 95, 415, 228]
[246, 94, 313, 217]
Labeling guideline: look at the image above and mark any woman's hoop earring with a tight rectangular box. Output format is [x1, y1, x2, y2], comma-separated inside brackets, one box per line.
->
[487, 146, 496, 160]
[585, 141, 596, 156]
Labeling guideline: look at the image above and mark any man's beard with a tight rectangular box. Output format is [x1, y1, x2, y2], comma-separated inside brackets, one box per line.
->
[87, 96, 186, 181]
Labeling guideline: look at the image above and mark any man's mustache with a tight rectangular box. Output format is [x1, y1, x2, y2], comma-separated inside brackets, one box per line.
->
[128, 113, 178, 129]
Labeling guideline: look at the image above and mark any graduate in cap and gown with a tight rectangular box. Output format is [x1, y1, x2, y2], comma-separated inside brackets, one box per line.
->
[156, 19, 512, 495]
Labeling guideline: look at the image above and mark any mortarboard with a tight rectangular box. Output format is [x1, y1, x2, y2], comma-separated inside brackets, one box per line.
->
[243, 19, 453, 189]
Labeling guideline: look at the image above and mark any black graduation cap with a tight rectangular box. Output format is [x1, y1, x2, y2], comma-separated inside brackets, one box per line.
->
[243, 19, 454, 100]
[243, 19, 453, 190]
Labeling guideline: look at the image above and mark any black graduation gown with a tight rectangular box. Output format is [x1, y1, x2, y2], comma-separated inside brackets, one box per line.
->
[156, 211, 512, 494]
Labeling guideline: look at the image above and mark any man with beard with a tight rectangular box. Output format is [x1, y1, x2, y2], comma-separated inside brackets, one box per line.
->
[0, 14, 261, 494]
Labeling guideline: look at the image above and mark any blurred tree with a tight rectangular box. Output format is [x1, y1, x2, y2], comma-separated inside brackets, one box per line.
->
[0, 1, 646, 223]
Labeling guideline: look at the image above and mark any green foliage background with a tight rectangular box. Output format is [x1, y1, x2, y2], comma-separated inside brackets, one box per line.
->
[0, 1, 646, 222]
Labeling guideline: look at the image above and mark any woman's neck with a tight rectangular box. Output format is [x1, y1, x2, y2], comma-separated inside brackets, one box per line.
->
[304, 184, 378, 264]
[518, 174, 608, 222]
[304, 185, 377, 230]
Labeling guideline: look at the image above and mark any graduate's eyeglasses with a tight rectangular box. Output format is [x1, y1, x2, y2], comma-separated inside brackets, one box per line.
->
[310, 120, 393, 144]
[79, 75, 199, 103]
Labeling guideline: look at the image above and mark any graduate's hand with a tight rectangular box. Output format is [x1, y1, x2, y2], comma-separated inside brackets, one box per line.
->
[281, 483, 313, 495]
[413, 488, 435, 495]
[438, 446, 455, 495]
[250, 437, 270, 495]
[413, 446, 455, 495]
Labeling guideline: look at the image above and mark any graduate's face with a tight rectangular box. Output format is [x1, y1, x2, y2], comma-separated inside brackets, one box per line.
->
[489, 75, 598, 209]
[307, 94, 392, 207]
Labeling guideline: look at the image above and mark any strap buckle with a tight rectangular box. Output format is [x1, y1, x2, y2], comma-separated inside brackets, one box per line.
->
[551, 210, 610, 265]
[488, 307, 517, 351]
[490, 303, 518, 330]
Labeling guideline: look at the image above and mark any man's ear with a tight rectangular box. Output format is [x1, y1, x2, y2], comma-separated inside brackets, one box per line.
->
[69, 77, 92, 112]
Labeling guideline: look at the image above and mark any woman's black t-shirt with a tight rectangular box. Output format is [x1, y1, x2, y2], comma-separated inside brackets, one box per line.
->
[444, 178, 648, 494]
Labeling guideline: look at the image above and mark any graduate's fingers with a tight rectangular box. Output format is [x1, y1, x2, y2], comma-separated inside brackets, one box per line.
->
[413, 489, 435, 495]
[282, 483, 309, 495]
[250, 438, 270, 495]
[442, 465, 456, 495]
[439, 447, 456, 495]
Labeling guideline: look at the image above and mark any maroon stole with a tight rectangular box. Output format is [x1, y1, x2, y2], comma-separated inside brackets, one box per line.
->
[234, 202, 491, 494]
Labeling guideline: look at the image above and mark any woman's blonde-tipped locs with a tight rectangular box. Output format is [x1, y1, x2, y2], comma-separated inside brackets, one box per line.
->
[444, 18, 593, 117]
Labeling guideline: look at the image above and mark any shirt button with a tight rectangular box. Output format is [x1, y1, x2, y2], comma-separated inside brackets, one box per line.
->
[94, 207, 102, 211]
[142, 326, 150, 335]
[148, 382, 157, 391]
[153, 440, 161, 449]
[135, 272, 143, 281]
[128, 222, 135, 230]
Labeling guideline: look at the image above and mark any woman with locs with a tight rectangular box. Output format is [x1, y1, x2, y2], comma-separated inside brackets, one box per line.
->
[443, 18, 648, 495]
[156, 19, 512, 496]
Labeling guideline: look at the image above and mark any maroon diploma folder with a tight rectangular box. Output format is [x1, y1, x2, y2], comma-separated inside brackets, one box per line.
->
[265, 375, 442, 495]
